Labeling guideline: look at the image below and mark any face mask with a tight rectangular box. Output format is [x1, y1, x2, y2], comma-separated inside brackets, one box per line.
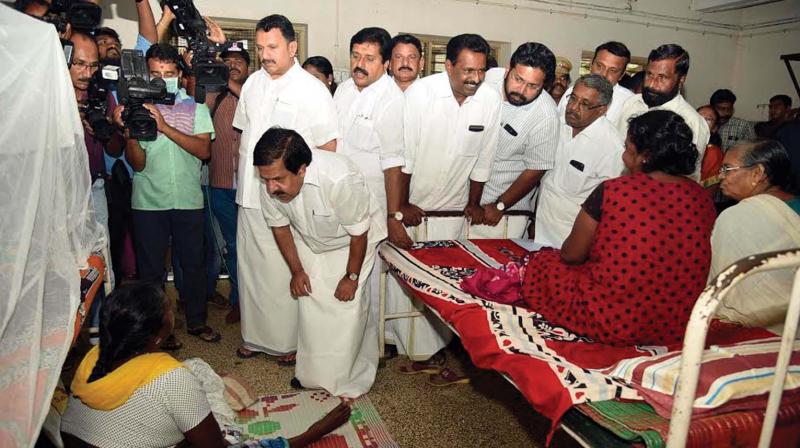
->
[163, 77, 180, 94]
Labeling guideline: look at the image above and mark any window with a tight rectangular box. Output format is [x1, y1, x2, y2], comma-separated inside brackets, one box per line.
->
[579, 50, 647, 77]
[167, 18, 309, 73]
[410, 33, 505, 77]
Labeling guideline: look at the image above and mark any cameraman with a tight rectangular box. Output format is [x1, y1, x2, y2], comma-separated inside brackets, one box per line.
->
[113, 43, 219, 348]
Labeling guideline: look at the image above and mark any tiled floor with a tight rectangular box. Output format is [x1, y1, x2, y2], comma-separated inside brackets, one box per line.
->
[169, 282, 581, 447]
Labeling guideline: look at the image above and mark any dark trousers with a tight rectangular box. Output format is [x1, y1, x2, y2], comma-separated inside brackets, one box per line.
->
[208, 187, 239, 305]
[133, 208, 207, 328]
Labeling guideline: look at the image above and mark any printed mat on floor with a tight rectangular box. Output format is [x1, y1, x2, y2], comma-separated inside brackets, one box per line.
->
[236, 390, 398, 447]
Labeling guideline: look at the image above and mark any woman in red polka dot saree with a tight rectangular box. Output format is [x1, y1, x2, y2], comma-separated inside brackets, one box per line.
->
[521, 110, 716, 346]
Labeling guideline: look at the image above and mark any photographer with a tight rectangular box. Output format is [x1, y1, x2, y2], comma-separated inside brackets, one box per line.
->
[113, 43, 219, 349]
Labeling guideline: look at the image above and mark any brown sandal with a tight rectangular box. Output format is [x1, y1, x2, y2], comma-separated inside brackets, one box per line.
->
[187, 326, 221, 343]
[277, 353, 296, 366]
[427, 368, 470, 386]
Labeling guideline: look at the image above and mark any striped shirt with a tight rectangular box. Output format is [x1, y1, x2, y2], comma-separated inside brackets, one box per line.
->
[206, 91, 240, 189]
[481, 68, 560, 210]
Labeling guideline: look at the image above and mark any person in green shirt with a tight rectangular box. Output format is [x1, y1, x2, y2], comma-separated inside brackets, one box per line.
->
[113, 43, 220, 348]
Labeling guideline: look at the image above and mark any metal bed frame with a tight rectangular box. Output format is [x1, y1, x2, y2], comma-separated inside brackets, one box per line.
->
[378, 214, 800, 447]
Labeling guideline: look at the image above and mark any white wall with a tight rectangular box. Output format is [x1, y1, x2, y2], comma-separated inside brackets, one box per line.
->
[101, 0, 798, 121]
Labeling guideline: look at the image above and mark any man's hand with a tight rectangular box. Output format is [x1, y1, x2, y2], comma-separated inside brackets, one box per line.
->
[205, 17, 227, 44]
[387, 219, 413, 249]
[181, 49, 194, 70]
[142, 104, 168, 133]
[400, 203, 425, 227]
[290, 270, 312, 298]
[334, 276, 358, 302]
[482, 203, 503, 227]
[464, 204, 485, 225]
[112, 105, 125, 128]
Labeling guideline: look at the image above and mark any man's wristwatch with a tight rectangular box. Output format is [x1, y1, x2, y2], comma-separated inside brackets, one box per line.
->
[495, 201, 506, 211]
[389, 211, 404, 221]
[346, 272, 359, 281]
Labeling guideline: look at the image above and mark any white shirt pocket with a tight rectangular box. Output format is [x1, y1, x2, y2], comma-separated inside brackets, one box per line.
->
[347, 116, 379, 153]
[311, 209, 341, 238]
[271, 99, 297, 129]
[556, 160, 591, 196]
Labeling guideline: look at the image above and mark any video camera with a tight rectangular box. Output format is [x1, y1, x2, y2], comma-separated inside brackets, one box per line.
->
[81, 63, 120, 142]
[45, 0, 102, 33]
[118, 49, 176, 141]
[162, 0, 229, 103]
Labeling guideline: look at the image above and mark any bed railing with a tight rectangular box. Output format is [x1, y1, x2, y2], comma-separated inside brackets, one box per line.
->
[667, 248, 800, 448]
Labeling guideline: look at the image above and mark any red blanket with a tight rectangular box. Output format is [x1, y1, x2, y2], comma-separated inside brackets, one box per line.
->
[379, 239, 786, 434]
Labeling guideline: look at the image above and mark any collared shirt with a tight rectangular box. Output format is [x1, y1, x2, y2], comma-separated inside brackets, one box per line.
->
[132, 89, 214, 211]
[535, 116, 625, 248]
[233, 60, 339, 209]
[260, 150, 388, 254]
[481, 68, 559, 210]
[558, 82, 634, 127]
[719, 116, 756, 151]
[616, 93, 709, 181]
[206, 90, 240, 189]
[333, 73, 404, 198]
[402, 71, 502, 210]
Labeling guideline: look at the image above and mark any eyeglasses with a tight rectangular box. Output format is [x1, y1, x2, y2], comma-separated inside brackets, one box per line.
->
[718, 164, 754, 175]
[566, 94, 605, 111]
[72, 60, 101, 71]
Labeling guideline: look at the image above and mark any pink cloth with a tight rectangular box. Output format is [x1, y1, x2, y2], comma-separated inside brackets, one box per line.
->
[460, 263, 524, 305]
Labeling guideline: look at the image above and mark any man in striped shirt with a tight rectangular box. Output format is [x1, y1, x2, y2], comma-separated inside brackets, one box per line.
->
[472, 42, 560, 238]
[204, 43, 250, 324]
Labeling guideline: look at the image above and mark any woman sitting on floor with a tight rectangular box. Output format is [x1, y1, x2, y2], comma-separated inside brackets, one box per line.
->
[520, 110, 716, 346]
[61, 283, 350, 448]
[709, 139, 800, 334]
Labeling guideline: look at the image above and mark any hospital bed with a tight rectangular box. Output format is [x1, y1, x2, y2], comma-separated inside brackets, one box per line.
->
[377, 222, 800, 447]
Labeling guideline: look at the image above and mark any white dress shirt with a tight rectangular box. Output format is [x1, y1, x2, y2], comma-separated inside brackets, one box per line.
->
[260, 150, 387, 254]
[481, 68, 559, 210]
[333, 73, 404, 207]
[233, 60, 339, 209]
[616, 93, 709, 181]
[558, 82, 634, 127]
[535, 116, 625, 248]
[402, 71, 502, 210]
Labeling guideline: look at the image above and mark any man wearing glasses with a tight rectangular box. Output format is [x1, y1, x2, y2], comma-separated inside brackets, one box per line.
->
[534, 74, 625, 249]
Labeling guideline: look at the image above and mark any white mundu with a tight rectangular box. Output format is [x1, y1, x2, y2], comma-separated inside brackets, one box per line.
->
[260, 150, 388, 397]
[616, 93, 709, 181]
[387, 71, 502, 359]
[334, 73, 405, 334]
[233, 60, 338, 355]
[558, 82, 633, 126]
[534, 116, 625, 249]
[471, 68, 560, 239]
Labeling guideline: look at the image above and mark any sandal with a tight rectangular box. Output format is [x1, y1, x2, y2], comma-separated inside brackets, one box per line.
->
[187, 325, 221, 343]
[427, 367, 470, 386]
[160, 334, 184, 351]
[236, 346, 262, 359]
[276, 353, 296, 366]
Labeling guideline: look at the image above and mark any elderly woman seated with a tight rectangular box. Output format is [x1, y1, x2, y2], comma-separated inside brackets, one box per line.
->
[520, 110, 716, 346]
[61, 283, 350, 448]
[709, 139, 800, 334]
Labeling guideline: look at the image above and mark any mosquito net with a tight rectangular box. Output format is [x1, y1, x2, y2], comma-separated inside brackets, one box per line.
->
[0, 5, 105, 446]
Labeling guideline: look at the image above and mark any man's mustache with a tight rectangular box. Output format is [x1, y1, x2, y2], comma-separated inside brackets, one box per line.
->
[465, 81, 479, 87]
[352, 67, 368, 77]
[397, 66, 413, 72]
[261, 59, 275, 65]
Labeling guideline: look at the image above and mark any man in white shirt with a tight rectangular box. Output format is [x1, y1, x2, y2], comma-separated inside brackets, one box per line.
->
[535, 74, 625, 249]
[256, 128, 386, 397]
[233, 15, 338, 361]
[557, 41, 634, 126]
[473, 42, 560, 238]
[616, 44, 709, 181]
[388, 34, 502, 372]
[389, 34, 424, 92]
[333, 27, 405, 353]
